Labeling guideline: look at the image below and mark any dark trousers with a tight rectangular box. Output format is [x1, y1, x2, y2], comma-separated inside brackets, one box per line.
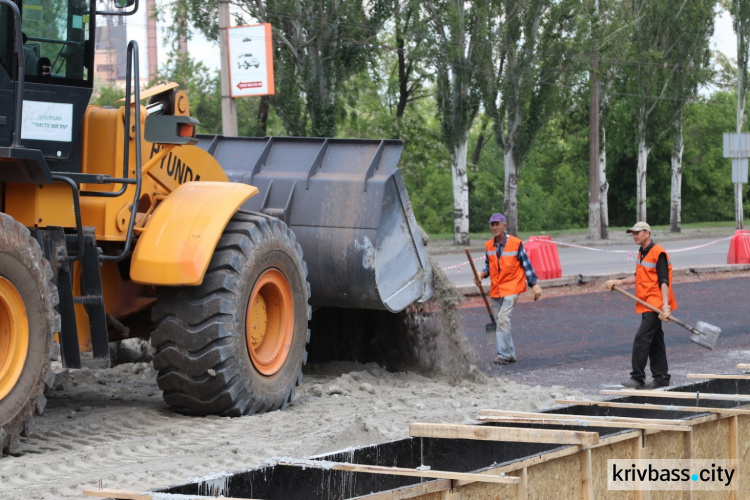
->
[630, 312, 670, 384]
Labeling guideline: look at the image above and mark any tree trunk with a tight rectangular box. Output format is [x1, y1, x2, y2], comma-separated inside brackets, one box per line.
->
[396, 27, 408, 118]
[588, 61, 601, 240]
[670, 116, 683, 233]
[503, 147, 519, 235]
[599, 126, 609, 239]
[737, 33, 745, 230]
[452, 137, 470, 245]
[472, 133, 485, 166]
[636, 117, 650, 222]
[257, 96, 270, 136]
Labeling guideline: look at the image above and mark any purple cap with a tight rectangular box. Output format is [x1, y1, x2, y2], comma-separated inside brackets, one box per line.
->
[489, 213, 506, 223]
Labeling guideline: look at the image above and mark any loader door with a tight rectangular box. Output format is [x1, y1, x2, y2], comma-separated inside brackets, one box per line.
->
[0, 2, 15, 147]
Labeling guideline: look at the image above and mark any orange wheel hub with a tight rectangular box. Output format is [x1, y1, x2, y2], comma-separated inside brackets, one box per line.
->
[0, 276, 29, 400]
[246, 269, 294, 376]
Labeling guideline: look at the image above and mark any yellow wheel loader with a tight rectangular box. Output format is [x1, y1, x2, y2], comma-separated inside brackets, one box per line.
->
[0, 0, 432, 455]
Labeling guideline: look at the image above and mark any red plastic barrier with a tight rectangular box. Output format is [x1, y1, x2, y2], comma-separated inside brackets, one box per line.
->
[727, 230, 750, 264]
[524, 235, 562, 280]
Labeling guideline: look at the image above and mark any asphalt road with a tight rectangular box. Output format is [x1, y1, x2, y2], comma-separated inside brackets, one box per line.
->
[456, 276, 750, 396]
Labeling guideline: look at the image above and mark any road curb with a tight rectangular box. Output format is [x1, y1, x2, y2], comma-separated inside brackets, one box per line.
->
[455, 264, 750, 296]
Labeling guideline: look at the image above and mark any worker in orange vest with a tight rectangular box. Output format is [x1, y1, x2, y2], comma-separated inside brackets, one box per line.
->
[474, 213, 543, 364]
[605, 221, 676, 389]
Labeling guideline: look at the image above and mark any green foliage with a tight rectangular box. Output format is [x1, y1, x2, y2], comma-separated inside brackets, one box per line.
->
[682, 92, 744, 222]
[143, 1, 744, 236]
[150, 50, 223, 134]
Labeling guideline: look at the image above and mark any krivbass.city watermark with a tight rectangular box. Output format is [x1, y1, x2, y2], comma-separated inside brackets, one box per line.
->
[608, 459, 738, 491]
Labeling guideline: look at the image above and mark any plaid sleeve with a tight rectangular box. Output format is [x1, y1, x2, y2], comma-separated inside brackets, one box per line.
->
[482, 250, 490, 276]
[517, 243, 538, 286]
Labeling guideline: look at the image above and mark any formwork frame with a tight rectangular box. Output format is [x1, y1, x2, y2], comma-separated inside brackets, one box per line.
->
[87, 374, 750, 500]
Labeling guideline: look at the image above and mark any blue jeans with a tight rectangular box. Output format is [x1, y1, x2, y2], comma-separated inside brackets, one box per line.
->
[490, 294, 518, 360]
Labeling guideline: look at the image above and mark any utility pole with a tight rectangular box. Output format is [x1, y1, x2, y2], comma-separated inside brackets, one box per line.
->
[218, 0, 238, 136]
[587, 0, 601, 240]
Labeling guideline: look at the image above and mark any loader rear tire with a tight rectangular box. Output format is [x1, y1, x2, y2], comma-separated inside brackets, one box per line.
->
[151, 211, 310, 416]
[0, 214, 58, 457]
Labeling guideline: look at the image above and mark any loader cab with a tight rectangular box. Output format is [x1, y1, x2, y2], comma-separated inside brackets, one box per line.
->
[0, 0, 94, 173]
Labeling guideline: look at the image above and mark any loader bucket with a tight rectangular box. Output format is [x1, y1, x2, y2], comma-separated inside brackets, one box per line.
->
[196, 136, 434, 312]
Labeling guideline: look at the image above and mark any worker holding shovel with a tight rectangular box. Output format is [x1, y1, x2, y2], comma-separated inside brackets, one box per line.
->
[605, 221, 676, 389]
[474, 213, 543, 365]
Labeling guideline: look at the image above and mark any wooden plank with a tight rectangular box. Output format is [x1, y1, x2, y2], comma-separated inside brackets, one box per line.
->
[686, 373, 750, 380]
[479, 409, 688, 426]
[350, 479, 452, 499]
[683, 428, 693, 500]
[409, 422, 599, 445]
[581, 448, 593, 500]
[634, 433, 645, 500]
[83, 489, 251, 500]
[600, 389, 750, 401]
[736, 363, 750, 369]
[556, 399, 750, 416]
[277, 459, 519, 484]
[84, 490, 150, 500]
[729, 416, 739, 500]
[476, 416, 690, 432]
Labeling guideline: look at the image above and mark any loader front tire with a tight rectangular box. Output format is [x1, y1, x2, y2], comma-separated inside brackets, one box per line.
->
[151, 212, 310, 416]
[0, 214, 58, 457]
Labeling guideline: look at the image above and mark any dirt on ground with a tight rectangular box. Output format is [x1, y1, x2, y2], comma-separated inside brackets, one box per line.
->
[0, 360, 583, 500]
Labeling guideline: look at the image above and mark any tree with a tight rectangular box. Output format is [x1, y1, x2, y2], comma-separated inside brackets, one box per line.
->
[663, 0, 715, 233]
[622, 0, 713, 223]
[390, 0, 431, 119]
[424, 0, 483, 245]
[477, 0, 581, 235]
[586, 0, 636, 239]
[169, 0, 388, 137]
[730, 0, 750, 228]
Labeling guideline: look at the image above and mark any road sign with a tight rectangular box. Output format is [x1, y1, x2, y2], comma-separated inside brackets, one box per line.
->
[227, 23, 274, 97]
[723, 132, 750, 158]
[732, 158, 749, 183]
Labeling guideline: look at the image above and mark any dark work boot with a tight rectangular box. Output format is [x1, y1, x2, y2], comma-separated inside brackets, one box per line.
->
[620, 378, 645, 388]
[644, 379, 669, 389]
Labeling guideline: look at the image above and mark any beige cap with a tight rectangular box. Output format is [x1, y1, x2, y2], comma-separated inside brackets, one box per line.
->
[626, 221, 651, 233]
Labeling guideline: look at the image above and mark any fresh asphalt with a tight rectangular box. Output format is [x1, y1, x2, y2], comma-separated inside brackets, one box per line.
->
[428, 229, 750, 392]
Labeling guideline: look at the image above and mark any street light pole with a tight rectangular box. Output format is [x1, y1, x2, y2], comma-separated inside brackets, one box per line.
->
[218, 0, 238, 137]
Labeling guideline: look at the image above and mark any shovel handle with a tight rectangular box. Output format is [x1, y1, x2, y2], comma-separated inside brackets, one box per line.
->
[612, 286, 691, 331]
[465, 249, 496, 325]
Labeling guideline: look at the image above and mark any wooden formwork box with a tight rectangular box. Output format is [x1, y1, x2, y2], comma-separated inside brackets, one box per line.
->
[111, 411, 748, 500]
[370, 414, 749, 500]
[95, 379, 750, 500]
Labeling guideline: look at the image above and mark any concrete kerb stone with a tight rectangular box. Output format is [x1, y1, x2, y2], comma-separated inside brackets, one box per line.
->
[455, 264, 750, 297]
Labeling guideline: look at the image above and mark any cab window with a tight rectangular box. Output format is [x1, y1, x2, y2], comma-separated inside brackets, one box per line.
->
[22, 0, 92, 85]
[0, 4, 12, 79]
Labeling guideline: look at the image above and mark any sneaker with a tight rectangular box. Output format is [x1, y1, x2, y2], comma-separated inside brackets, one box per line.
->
[620, 378, 645, 388]
[644, 379, 669, 389]
[493, 356, 515, 364]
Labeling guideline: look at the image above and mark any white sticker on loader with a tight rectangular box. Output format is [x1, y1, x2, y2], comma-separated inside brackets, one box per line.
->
[21, 100, 73, 142]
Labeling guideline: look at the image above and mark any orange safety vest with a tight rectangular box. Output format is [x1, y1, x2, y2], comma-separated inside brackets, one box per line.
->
[635, 243, 677, 314]
[485, 235, 527, 298]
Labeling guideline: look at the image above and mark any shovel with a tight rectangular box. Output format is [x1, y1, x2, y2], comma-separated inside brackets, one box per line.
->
[612, 286, 721, 350]
[465, 249, 496, 345]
